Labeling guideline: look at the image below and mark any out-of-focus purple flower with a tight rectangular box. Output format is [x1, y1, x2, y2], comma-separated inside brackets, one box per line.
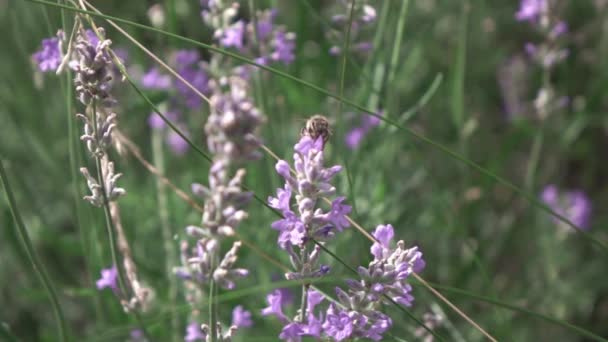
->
[129, 329, 145, 341]
[85, 29, 100, 47]
[206, 75, 265, 162]
[166, 129, 189, 155]
[185, 322, 206, 342]
[344, 112, 382, 149]
[551, 21, 568, 37]
[271, 31, 296, 64]
[175, 50, 200, 66]
[141, 67, 172, 90]
[256, 9, 277, 40]
[147, 113, 165, 130]
[32, 31, 63, 72]
[327, 2, 376, 57]
[515, 0, 547, 22]
[541, 184, 592, 230]
[176, 65, 209, 110]
[232, 305, 253, 328]
[525, 42, 537, 57]
[345, 127, 366, 150]
[202, 4, 296, 66]
[96, 265, 118, 291]
[220, 21, 245, 49]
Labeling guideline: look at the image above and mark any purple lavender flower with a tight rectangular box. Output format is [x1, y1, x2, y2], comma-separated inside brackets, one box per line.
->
[541, 184, 592, 229]
[129, 329, 145, 341]
[96, 265, 118, 291]
[345, 127, 366, 149]
[206, 75, 265, 162]
[147, 113, 166, 130]
[271, 31, 296, 64]
[185, 322, 206, 342]
[551, 21, 568, 37]
[515, 0, 547, 22]
[261, 289, 290, 322]
[345, 112, 382, 149]
[232, 305, 253, 328]
[141, 67, 171, 90]
[269, 135, 350, 249]
[279, 322, 304, 342]
[32, 31, 63, 72]
[167, 129, 189, 155]
[202, 4, 296, 66]
[327, 2, 376, 56]
[175, 50, 200, 66]
[322, 305, 354, 341]
[69, 28, 115, 107]
[220, 21, 246, 49]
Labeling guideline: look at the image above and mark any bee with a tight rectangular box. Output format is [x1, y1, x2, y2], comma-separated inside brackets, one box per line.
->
[300, 114, 332, 145]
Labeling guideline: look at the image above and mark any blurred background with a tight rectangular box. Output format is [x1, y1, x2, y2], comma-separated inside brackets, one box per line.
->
[2, 0, 608, 341]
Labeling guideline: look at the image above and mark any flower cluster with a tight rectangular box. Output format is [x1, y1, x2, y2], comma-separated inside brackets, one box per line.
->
[173, 5, 269, 337]
[515, 0, 569, 119]
[206, 75, 265, 163]
[414, 311, 444, 342]
[345, 112, 382, 150]
[541, 184, 592, 230]
[269, 136, 351, 251]
[262, 225, 424, 341]
[326, 0, 377, 56]
[69, 27, 116, 107]
[201, 1, 296, 65]
[32, 30, 64, 73]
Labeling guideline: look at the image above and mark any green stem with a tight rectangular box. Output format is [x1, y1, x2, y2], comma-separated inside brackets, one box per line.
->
[208, 254, 217, 342]
[0, 160, 69, 342]
[61, 5, 104, 322]
[90, 100, 129, 299]
[152, 130, 179, 341]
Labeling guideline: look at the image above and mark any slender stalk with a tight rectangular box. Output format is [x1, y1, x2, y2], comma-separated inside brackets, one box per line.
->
[60, 4, 103, 321]
[152, 130, 179, 342]
[90, 100, 129, 298]
[208, 255, 217, 342]
[0, 160, 69, 342]
[335, 0, 358, 216]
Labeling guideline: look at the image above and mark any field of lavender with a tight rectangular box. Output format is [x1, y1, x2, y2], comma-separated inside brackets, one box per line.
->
[2, 0, 608, 341]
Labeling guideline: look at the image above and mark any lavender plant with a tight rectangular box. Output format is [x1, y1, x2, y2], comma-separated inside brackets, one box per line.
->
[63, 24, 151, 312]
[515, 0, 569, 119]
[264, 133, 425, 341]
[326, 0, 377, 56]
[170, 3, 281, 339]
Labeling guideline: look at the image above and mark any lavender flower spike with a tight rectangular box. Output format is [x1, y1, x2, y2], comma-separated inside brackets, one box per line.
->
[80, 162, 126, 207]
[69, 27, 116, 107]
